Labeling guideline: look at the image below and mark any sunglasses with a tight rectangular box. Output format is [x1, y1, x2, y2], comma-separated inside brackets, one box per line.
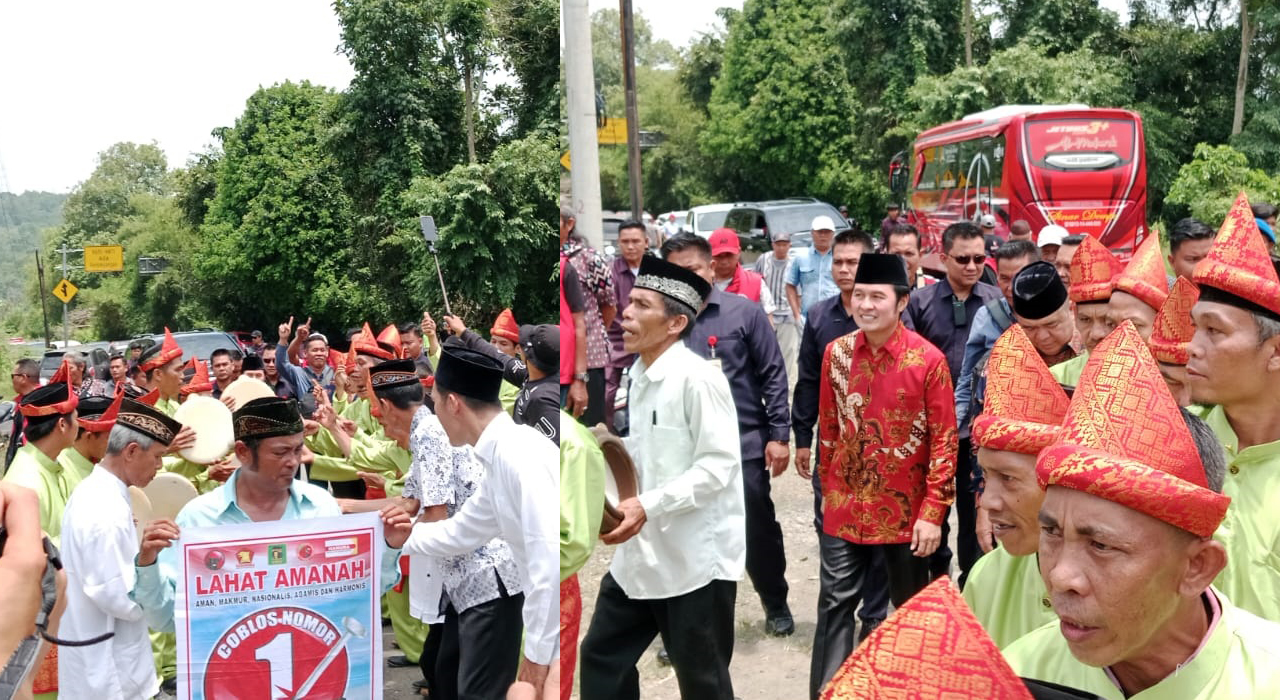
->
[949, 254, 986, 266]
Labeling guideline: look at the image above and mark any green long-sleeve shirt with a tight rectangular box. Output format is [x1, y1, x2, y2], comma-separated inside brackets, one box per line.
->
[560, 412, 605, 580]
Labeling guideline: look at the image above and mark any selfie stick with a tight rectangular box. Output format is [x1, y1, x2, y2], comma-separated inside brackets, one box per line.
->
[420, 216, 453, 317]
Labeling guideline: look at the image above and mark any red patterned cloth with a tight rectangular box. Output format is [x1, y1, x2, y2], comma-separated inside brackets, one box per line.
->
[1114, 233, 1170, 310]
[32, 645, 57, 695]
[1067, 235, 1124, 303]
[817, 323, 957, 544]
[820, 577, 1032, 699]
[972, 324, 1070, 455]
[560, 574, 581, 700]
[1148, 277, 1199, 365]
[141, 327, 184, 371]
[1037, 321, 1231, 538]
[1193, 191, 1280, 316]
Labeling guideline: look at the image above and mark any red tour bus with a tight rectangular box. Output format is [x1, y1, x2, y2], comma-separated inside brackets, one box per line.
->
[896, 104, 1147, 259]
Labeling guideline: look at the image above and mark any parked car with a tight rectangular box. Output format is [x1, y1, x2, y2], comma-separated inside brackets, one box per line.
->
[722, 198, 849, 254]
[0, 400, 14, 456]
[686, 203, 735, 238]
[39, 344, 112, 383]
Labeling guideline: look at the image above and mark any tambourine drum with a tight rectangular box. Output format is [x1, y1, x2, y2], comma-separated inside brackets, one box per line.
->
[173, 395, 235, 464]
[143, 472, 199, 521]
[128, 486, 153, 546]
[589, 425, 639, 534]
[222, 376, 276, 410]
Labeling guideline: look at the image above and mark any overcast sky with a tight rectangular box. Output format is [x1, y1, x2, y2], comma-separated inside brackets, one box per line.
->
[0, 1, 354, 194]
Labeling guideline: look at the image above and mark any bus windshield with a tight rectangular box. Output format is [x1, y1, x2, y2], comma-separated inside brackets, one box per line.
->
[1023, 118, 1137, 173]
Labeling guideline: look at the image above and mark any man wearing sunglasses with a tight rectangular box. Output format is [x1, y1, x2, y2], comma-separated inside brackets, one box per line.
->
[903, 221, 1001, 585]
[4, 359, 41, 470]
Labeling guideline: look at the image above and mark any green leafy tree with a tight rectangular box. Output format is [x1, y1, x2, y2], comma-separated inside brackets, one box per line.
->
[195, 81, 360, 333]
[702, 0, 859, 200]
[58, 142, 169, 248]
[490, 0, 559, 135]
[1164, 143, 1280, 224]
[401, 132, 557, 327]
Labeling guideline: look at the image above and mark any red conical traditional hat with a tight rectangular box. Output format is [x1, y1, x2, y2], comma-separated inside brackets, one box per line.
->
[376, 324, 404, 359]
[138, 387, 161, 407]
[972, 325, 1070, 455]
[1193, 191, 1280, 317]
[353, 323, 396, 361]
[180, 357, 214, 396]
[140, 327, 184, 372]
[49, 355, 72, 385]
[1148, 277, 1199, 366]
[18, 381, 79, 418]
[490, 309, 520, 343]
[77, 386, 124, 433]
[1067, 235, 1124, 303]
[820, 577, 1033, 700]
[1037, 321, 1230, 538]
[1112, 232, 1169, 311]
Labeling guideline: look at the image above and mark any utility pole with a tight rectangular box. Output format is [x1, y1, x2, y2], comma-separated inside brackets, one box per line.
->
[60, 245, 70, 346]
[619, 0, 644, 223]
[35, 251, 51, 349]
[563, 0, 604, 249]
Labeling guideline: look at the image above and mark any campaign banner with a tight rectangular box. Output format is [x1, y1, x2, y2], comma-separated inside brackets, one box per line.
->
[174, 513, 383, 699]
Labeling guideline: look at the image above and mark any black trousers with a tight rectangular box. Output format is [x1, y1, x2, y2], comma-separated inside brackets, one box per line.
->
[809, 535, 930, 700]
[579, 367, 606, 427]
[810, 467, 889, 624]
[930, 438, 982, 585]
[417, 622, 444, 693]
[580, 573, 736, 700]
[433, 591, 525, 700]
[309, 476, 366, 499]
[743, 457, 789, 614]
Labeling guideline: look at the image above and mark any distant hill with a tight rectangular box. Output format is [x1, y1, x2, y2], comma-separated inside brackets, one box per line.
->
[0, 191, 67, 307]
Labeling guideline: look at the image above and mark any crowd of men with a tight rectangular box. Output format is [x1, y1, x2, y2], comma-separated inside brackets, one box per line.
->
[559, 192, 1280, 699]
[2, 306, 562, 699]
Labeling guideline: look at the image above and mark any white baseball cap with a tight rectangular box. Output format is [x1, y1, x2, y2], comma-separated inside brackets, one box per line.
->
[979, 213, 996, 229]
[811, 215, 836, 232]
[1038, 225, 1069, 248]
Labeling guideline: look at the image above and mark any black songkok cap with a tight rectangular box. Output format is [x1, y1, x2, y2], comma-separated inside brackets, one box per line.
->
[18, 382, 78, 420]
[233, 397, 304, 441]
[241, 354, 265, 372]
[1012, 261, 1069, 320]
[370, 359, 420, 392]
[635, 256, 712, 317]
[853, 253, 910, 287]
[435, 346, 504, 403]
[116, 397, 183, 446]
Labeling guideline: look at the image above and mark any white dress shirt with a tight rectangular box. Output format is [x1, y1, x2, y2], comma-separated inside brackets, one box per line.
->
[58, 465, 159, 699]
[617, 340, 744, 599]
[402, 412, 560, 665]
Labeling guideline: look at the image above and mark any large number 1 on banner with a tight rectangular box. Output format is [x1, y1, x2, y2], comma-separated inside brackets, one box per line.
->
[254, 632, 294, 700]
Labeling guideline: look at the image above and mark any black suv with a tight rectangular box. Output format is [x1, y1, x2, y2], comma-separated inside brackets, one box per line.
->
[722, 198, 849, 252]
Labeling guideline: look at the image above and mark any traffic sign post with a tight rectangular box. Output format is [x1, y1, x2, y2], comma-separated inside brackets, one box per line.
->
[52, 279, 78, 304]
[84, 245, 124, 272]
[50, 244, 123, 346]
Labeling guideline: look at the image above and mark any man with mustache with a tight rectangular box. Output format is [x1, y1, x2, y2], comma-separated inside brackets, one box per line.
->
[1187, 193, 1280, 622]
[962, 324, 1069, 648]
[1003, 322, 1280, 697]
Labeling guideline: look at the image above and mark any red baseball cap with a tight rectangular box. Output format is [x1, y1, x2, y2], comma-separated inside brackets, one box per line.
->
[709, 228, 741, 256]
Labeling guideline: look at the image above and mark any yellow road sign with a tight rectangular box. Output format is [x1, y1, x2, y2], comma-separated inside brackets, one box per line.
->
[52, 278, 78, 303]
[560, 150, 571, 169]
[84, 245, 124, 272]
[597, 117, 628, 145]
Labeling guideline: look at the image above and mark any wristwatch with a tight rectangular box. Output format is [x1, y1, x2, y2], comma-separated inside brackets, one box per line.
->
[574, 372, 589, 382]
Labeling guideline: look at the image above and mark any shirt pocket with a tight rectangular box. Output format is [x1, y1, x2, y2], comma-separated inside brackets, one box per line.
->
[797, 260, 818, 286]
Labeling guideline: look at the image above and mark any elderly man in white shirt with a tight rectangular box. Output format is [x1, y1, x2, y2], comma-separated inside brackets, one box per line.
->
[58, 394, 181, 699]
[579, 255, 744, 700]
[401, 344, 560, 696]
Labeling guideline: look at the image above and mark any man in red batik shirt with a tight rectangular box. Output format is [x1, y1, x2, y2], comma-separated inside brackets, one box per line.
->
[808, 253, 958, 700]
